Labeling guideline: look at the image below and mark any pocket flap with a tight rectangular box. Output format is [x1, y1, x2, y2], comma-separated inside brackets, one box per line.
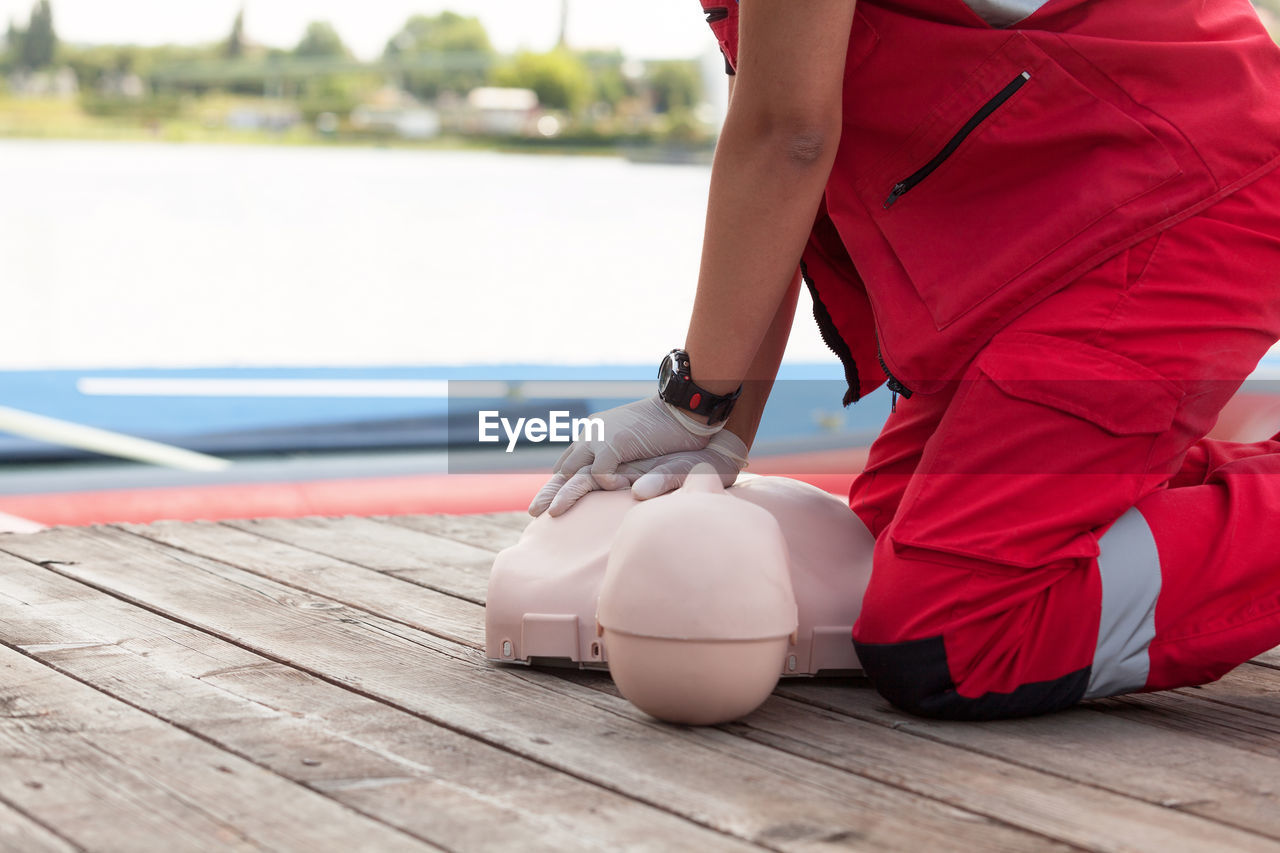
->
[854, 31, 1182, 331]
[978, 333, 1182, 436]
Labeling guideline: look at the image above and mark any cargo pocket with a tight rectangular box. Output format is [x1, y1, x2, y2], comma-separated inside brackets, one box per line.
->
[889, 332, 1183, 569]
[856, 32, 1182, 331]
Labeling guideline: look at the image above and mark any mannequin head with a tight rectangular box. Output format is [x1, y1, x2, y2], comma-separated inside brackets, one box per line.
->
[486, 467, 873, 724]
[596, 464, 798, 725]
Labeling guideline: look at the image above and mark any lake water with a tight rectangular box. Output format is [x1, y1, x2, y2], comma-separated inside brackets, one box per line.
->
[1, 139, 837, 371]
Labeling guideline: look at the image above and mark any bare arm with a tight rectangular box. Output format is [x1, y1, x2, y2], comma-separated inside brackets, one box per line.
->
[684, 0, 855, 401]
[722, 268, 801, 450]
[715, 70, 801, 452]
[529, 3, 855, 515]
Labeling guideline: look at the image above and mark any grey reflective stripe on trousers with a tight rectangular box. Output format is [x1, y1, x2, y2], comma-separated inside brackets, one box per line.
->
[1086, 507, 1162, 699]
[962, 0, 1053, 27]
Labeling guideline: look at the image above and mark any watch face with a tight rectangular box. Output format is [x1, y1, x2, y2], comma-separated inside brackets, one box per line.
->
[657, 351, 676, 390]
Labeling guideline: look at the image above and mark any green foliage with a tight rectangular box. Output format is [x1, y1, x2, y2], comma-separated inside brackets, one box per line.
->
[0, 23, 13, 73]
[577, 49, 632, 111]
[645, 60, 702, 114]
[294, 21, 349, 60]
[62, 44, 131, 88]
[385, 11, 491, 55]
[658, 107, 711, 145]
[493, 48, 592, 114]
[383, 12, 493, 99]
[4, 18, 20, 60]
[79, 92, 182, 120]
[0, 4, 721, 153]
[225, 8, 245, 60]
[10, 0, 56, 70]
[297, 70, 378, 121]
[67, 43, 216, 80]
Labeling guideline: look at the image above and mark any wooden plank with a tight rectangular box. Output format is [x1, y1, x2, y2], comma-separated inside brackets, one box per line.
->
[125, 519, 485, 649]
[1253, 648, 1280, 669]
[547, 664, 1280, 852]
[0, 800, 76, 853]
[379, 513, 525, 553]
[1177, 664, 1280, 723]
[0, 525, 1072, 853]
[0, 551, 765, 853]
[224, 516, 492, 603]
[774, 678, 1280, 842]
[140, 518, 1280, 849]
[554, 662, 1280, 851]
[1089, 671, 1280, 758]
[471, 511, 534, 532]
[0, 640, 430, 853]
[729, 694, 1280, 853]
[741, 693, 1280, 849]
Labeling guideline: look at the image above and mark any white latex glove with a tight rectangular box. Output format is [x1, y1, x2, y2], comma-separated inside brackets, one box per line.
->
[527, 431, 748, 517]
[616, 429, 749, 500]
[528, 393, 721, 517]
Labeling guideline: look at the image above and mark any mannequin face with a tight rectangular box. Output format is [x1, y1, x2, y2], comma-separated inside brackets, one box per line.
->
[597, 465, 797, 642]
[594, 465, 797, 725]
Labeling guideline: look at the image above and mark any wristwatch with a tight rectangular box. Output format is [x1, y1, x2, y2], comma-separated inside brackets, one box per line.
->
[657, 348, 742, 425]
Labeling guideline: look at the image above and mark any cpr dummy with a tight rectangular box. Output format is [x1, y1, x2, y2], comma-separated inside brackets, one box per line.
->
[486, 464, 874, 725]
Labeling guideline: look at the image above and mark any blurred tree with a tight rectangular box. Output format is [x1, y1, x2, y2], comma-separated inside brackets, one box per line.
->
[298, 70, 379, 121]
[17, 0, 56, 70]
[646, 60, 702, 114]
[292, 22, 365, 119]
[225, 8, 246, 60]
[294, 21, 350, 60]
[383, 11, 493, 99]
[0, 24, 10, 75]
[62, 44, 134, 88]
[63, 42, 213, 91]
[493, 48, 591, 113]
[577, 48, 631, 112]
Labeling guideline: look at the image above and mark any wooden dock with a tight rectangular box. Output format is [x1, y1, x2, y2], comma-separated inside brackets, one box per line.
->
[2, 513, 1280, 852]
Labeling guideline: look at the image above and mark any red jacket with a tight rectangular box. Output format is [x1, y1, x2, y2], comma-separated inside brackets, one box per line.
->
[702, 0, 1280, 397]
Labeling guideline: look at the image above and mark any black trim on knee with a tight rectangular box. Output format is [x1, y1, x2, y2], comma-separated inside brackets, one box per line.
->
[854, 635, 1090, 720]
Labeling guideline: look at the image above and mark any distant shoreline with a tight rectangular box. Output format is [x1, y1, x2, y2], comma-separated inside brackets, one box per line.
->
[0, 124, 715, 161]
[0, 93, 717, 161]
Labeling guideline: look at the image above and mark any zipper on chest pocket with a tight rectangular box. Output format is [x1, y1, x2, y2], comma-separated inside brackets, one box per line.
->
[883, 70, 1031, 210]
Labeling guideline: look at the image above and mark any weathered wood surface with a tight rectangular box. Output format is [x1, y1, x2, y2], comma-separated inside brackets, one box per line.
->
[0, 514, 1277, 852]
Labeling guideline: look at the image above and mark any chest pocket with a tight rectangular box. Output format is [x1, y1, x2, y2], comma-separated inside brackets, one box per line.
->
[855, 32, 1181, 331]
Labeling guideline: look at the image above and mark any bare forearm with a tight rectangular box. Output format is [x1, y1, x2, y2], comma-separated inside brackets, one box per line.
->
[685, 120, 836, 395]
[723, 268, 802, 450]
[683, 0, 855, 396]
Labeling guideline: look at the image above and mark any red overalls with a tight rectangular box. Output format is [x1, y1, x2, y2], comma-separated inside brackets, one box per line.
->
[702, 0, 1280, 717]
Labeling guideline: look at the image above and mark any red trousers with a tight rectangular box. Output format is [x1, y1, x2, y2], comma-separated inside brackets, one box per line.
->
[849, 167, 1280, 719]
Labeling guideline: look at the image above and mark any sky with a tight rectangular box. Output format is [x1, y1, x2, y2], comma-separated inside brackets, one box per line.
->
[0, 0, 714, 61]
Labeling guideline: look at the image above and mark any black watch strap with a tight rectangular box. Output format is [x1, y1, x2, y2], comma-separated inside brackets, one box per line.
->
[657, 349, 742, 425]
